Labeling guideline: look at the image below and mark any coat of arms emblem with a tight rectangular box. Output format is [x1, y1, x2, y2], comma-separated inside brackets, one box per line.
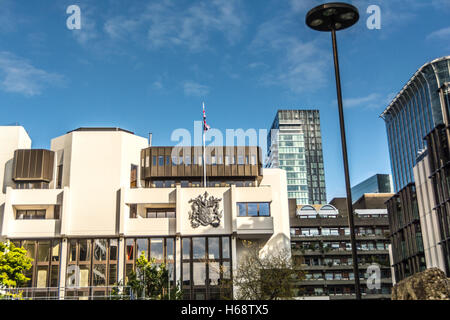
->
[188, 191, 222, 228]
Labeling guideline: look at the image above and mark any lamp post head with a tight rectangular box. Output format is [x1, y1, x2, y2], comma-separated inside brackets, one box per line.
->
[306, 2, 359, 32]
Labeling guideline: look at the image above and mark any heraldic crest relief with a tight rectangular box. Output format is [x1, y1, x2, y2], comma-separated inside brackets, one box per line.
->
[188, 191, 223, 228]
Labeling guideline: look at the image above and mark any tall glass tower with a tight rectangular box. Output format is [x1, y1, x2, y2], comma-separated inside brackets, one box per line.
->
[266, 109, 326, 205]
[381, 56, 450, 281]
[381, 56, 450, 192]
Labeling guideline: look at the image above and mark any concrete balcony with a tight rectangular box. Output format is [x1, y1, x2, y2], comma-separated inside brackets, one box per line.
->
[2, 187, 66, 238]
[125, 217, 176, 236]
[10, 219, 60, 238]
[236, 216, 274, 235]
[8, 188, 63, 206]
[124, 188, 176, 204]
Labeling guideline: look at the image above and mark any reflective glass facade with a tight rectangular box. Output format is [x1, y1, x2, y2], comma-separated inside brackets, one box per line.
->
[351, 174, 393, 203]
[381, 57, 450, 192]
[267, 110, 326, 205]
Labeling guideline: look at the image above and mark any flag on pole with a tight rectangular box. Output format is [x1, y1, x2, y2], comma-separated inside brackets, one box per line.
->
[203, 102, 210, 132]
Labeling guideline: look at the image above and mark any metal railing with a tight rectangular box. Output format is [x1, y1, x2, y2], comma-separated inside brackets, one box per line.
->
[0, 286, 133, 300]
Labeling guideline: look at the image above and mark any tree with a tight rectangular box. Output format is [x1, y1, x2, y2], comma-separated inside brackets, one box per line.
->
[0, 241, 33, 299]
[233, 240, 304, 300]
[0, 241, 33, 289]
[125, 252, 182, 300]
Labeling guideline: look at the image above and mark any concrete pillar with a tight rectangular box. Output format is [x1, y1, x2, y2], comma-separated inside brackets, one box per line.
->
[58, 237, 68, 299]
[175, 236, 182, 285]
[118, 236, 125, 286]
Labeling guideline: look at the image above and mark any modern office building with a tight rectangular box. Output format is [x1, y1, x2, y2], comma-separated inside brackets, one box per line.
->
[381, 56, 450, 281]
[420, 82, 450, 276]
[290, 194, 393, 299]
[0, 126, 291, 300]
[267, 110, 326, 205]
[351, 174, 393, 204]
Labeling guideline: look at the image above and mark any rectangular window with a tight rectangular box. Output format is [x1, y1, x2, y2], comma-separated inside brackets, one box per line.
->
[146, 208, 176, 218]
[16, 209, 47, 220]
[236, 203, 271, 217]
[57, 165, 63, 189]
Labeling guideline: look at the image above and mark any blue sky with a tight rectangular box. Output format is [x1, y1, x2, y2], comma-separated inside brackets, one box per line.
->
[0, 0, 449, 201]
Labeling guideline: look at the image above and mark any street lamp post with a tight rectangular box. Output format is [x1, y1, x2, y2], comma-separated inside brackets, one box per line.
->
[305, 2, 362, 300]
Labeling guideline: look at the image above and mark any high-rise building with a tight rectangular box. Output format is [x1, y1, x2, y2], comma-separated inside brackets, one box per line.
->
[381, 56, 450, 282]
[0, 126, 291, 300]
[290, 194, 393, 299]
[267, 110, 326, 205]
[351, 174, 393, 204]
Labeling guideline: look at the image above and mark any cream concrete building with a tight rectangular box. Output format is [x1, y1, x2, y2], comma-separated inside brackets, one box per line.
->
[413, 150, 446, 273]
[0, 126, 291, 300]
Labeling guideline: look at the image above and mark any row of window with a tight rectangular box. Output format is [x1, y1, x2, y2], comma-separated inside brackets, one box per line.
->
[296, 254, 390, 267]
[291, 227, 389, 237]
[302, 286, 391, 296]
[293, 240, 390, 251]
[130, 203, 270, 219]
[15, 207, 61, 220]
[303, 269, 391, 281]
[145, 180, 256, 188]
[237, 202, 270, 217]
[147, 154, 258, 167]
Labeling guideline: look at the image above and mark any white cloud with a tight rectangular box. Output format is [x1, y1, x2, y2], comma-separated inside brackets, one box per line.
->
[344, 93, 380, 108]
[342, 92, 395, 109]
[0, 51, 64, 96]
[250, 15, 330, 93]
[183, 81, 210, 97]
[72, 7, 99, 47]
[152, 81, 163, 90]
[427, 26, 450, 40]
[247, 62, 268, 69]
[103, 0, 245, 52]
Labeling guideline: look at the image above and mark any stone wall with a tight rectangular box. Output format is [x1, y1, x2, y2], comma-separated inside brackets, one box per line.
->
[392, 268, 450, 300]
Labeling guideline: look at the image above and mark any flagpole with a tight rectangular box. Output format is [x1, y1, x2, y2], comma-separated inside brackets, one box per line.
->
[202, 102, 207, 188]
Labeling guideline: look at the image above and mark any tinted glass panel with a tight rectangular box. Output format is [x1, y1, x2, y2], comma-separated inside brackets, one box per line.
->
[193, 262, 206, 285]
[136, 239, 148, 259]
[248, 203, 258, 216]
[37, 241, 50, 262]
[193, 238, 205, 259]
[126, 239, 134, 260]
[166, 238, 174, 260]
[79, 240, 91, 262]
[110, 239, 118, 260]
[150, 238, 164, 260]
[93, 239, 107, 261]
[222, 238, 230, 259]
[208, 238, 220, 259]
[259, 203, 270, 216]
[182, 238, 191, 259]
[237, 203, 246, 217]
